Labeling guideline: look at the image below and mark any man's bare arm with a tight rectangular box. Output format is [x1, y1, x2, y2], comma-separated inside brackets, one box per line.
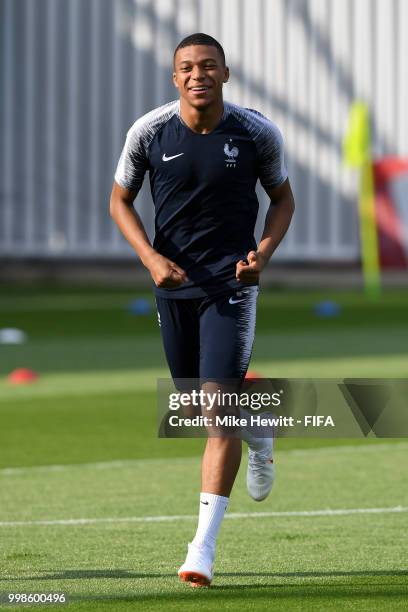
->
[109, 181, 187, 288]
[236, 178, 295, 283]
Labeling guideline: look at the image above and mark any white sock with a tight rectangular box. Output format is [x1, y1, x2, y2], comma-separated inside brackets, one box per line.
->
[192, 493, 229, 554]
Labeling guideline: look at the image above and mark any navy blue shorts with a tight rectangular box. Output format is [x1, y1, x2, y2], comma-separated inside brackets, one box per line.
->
[155, 286, 259, 384]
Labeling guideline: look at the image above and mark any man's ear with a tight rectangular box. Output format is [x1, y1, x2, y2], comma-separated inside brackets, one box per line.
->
[223, 66, 230, 83]
[172, 72, 179, 89]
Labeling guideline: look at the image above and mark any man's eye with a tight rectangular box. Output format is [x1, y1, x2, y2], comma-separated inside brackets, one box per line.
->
[204, 65, 216, 69]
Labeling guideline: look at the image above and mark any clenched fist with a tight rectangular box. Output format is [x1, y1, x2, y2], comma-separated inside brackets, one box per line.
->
[147, 252, 188, 288]
[236, 250, 267, 284]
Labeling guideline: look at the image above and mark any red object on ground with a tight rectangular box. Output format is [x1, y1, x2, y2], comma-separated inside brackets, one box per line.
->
[8, 368, 39, 384]
[245, 371, 263, 380]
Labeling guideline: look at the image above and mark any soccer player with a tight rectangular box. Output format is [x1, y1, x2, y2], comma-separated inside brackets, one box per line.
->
[110, 33, 295, 587]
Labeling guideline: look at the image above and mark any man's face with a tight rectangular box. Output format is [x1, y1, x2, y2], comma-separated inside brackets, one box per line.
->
[173, 45, 229, 109]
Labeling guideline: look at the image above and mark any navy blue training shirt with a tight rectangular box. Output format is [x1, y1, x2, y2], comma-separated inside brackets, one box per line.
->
[114, 100, 288, 298]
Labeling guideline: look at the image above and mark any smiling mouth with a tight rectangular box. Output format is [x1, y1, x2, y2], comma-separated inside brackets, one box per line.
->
[189, 86, 211, 92]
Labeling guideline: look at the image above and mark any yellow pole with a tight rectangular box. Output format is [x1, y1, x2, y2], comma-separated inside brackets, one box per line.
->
[343, 102, 381, 300]
[359, 158, 381, 299]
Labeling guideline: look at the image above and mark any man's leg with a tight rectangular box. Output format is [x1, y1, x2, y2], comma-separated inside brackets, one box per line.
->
[200, 287, 275, 503]
[155, 297, 200, 381]
[179, 386, 242, 588]
[201, 436, 242, 497]
[155, 296, 201, 431]
[179, 287, 258, 587]
[199, 286, 259, 495]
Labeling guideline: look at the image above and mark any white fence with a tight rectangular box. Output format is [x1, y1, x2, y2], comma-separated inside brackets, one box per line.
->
[1, 0, 407, 260]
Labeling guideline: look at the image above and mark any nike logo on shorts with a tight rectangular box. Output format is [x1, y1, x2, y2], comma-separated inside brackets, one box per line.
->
[229, 291, 249, 305]
[162, 152, 184, 162]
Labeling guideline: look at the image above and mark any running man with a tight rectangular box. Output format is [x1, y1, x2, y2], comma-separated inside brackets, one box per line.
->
[110, 33, 295, 587]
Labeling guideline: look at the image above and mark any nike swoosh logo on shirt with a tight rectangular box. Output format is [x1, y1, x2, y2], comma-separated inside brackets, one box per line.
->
[162, 153, 184, 162]
[200, 501, 209, 505]
[229, 297, 246, 304]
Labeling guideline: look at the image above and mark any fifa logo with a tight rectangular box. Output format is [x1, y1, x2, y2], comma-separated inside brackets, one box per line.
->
[224, 139, 239, 168]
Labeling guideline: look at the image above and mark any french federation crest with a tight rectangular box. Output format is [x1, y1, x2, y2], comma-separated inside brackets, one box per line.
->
[224, 139, 239, 168]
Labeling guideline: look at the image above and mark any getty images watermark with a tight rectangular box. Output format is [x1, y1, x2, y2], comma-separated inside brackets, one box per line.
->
[157, 378, 408, 438]
[166, 388, 332, 429]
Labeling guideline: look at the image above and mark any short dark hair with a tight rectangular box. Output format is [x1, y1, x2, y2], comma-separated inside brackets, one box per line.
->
[173, 33, 226, 66]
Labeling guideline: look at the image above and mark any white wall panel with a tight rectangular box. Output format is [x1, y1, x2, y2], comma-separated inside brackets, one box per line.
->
[1, 0, 407, 260]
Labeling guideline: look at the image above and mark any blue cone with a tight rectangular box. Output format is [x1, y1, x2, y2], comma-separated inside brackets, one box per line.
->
[313, 300, 341, 318]
[127, 298, 152, 316]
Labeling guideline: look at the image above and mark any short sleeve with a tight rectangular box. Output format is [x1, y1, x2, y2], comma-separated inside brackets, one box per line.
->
[257, 121, 288, 190]
[114, 125, 149, 192]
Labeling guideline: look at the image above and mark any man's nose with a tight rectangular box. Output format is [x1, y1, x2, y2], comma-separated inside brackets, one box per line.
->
[191, 66, 205, 80]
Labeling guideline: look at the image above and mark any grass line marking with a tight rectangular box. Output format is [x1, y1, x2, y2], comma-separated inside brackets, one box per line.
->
[0, 507, 406, 527]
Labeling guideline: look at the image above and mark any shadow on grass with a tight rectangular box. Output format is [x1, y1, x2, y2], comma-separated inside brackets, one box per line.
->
[2, 568, 407, 582]
[13, 584, 408, 607]
[2, 569, 407, 608]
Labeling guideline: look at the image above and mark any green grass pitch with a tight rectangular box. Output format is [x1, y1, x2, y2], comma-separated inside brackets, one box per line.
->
[0, 285, 407, 610]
